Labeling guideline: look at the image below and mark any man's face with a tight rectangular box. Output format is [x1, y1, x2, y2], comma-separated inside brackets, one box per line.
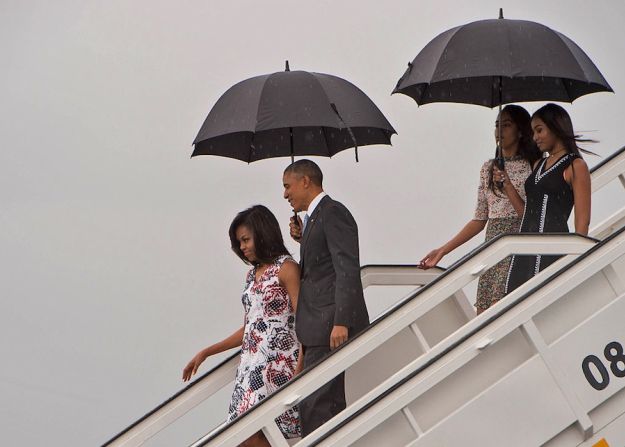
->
[283, 171, 308, 212]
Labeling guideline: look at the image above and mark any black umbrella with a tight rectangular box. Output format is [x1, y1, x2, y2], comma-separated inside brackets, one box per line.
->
[193, 62, 396, 163]
[393, 9, 612, 177]
[393, 10, 613, 107]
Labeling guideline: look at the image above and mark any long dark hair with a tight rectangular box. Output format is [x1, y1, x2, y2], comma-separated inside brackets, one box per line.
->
[531, 103, 596, 158]
[488, 104, 541, 194]
[228, 205, 290, 266]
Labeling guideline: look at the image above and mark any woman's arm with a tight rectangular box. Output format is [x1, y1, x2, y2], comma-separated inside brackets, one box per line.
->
[503, 180, 525, 216]
[494, 165, 525, 217]
[279, 260, 303, 374]
[278, 259, 300, 311]
[294, 346, 305, 375]
[567, 158, 591, 235]
[419, 219, 487, 269]
[420, 163, 490, 269]
[182, 326, 244, 381]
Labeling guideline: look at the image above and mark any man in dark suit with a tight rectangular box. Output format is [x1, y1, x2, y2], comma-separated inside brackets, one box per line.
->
[282, 159, 369, 436]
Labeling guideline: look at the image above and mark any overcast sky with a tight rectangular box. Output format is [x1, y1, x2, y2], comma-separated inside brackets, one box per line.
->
[2, 1, 625, 445]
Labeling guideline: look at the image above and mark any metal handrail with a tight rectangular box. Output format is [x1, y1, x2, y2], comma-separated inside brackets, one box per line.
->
[103, 143, 625, 447]
[590, 145, 625, 192]
[192, 233, 596, 447]
[101, 264, 444, 447]
[314, 221, 625, 446]
[589, 144, 625, 174]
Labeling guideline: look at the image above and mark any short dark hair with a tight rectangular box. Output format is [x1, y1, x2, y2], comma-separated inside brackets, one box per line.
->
[228, 205, 290, 266]
[284, 159, 323, 187]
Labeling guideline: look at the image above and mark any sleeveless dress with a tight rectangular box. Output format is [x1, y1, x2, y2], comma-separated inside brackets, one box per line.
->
[473, 156, 531, 311]
[227, 255, 301, 439]
[505, 153, 579, 294]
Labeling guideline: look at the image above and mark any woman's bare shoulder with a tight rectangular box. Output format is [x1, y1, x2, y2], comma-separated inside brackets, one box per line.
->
[279, 258, 300, 276]
[571, 157, 589, 169]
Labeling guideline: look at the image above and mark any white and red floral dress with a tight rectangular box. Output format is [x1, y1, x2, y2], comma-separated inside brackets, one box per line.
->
[227, 255, 301, 438]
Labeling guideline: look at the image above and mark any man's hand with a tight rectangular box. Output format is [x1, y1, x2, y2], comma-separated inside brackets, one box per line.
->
[330, 325, 348, 350]
[290, 215, 303, 242]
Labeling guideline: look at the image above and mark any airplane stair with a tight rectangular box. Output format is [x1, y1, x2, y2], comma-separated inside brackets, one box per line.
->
[103, 146, 625, 447]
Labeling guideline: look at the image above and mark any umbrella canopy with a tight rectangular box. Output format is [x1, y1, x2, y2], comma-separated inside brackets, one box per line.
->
[393, 12, 613, 107]
[193, 64, 396, 162]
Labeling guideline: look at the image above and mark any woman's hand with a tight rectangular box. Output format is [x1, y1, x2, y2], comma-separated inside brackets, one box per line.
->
[419, 247, 446, 269]
[492, 165, 509, 186]
[182, 350, 209, 382]
[294, 348, 304, 376]
[181, 327, 244, 382]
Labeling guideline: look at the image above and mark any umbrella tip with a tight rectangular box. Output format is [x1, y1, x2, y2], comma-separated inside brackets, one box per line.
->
[285, 60, 290, 71]
[499, 7, 504, 19]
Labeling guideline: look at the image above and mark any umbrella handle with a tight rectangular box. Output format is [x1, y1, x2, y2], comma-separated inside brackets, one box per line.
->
[496, 96, 504, 188]
[291, 210, 302, 242]
[495, 156, 505, 189]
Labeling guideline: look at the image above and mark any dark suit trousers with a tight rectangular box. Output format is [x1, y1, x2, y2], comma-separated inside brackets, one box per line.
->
[299, 345, 346, 436]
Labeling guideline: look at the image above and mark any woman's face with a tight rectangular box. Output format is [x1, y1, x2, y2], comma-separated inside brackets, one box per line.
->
[531, 117, 559, 153]
[495, 112, 520, 150]
[236, 225, 256, 263]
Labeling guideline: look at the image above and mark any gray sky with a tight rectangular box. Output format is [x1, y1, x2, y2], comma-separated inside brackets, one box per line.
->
[2, 1, 624, 445]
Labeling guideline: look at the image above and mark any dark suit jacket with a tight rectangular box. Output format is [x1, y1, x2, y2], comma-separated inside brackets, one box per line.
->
[296, 195, 369, 347]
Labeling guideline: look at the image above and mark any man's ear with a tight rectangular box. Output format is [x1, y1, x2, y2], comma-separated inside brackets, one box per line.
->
[302, 175, 311, 189]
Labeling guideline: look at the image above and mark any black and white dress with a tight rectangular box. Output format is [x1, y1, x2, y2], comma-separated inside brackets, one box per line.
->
[505, 153, 579, 294]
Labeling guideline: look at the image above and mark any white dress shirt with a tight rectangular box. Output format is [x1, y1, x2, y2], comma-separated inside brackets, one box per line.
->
[306, 191, 326, 217]
[303, 191, 326, 230]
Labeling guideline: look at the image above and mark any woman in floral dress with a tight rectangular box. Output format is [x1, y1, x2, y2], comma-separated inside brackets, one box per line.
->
[419, 105, 541, 314]
[183, 205, 302, 446]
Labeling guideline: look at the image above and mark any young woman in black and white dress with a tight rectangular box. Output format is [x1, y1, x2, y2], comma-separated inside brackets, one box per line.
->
[505, 103, 592, 294]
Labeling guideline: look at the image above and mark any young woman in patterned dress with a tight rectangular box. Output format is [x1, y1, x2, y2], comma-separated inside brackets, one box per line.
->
[419, 105, 541, 314]
[182, 205, 302, 446]
[505, 103, 592, 294]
